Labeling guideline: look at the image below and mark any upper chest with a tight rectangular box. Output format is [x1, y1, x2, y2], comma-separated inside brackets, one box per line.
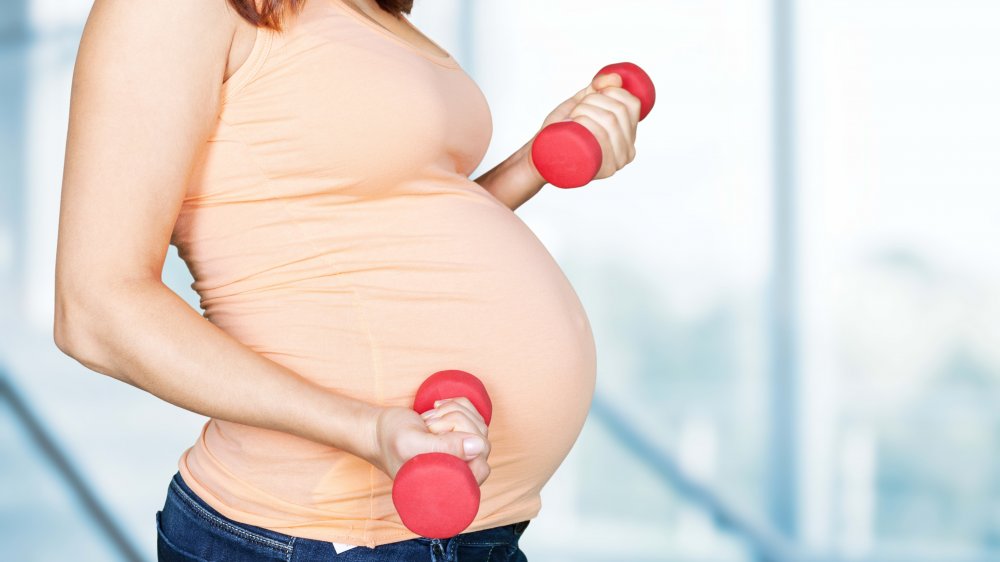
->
[224, 0, 450, 82]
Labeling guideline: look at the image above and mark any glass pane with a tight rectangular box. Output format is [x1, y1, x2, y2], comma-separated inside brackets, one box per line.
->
[0, 394, 129, 562]
[797, 0, 1000, 557]
[525, 409, 755, 561]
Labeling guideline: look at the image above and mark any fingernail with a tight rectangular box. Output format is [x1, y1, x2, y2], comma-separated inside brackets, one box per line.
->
[463, 437, 484, 456]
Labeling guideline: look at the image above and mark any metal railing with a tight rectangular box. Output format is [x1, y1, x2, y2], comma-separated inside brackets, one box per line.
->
[0, 364, 146, 562]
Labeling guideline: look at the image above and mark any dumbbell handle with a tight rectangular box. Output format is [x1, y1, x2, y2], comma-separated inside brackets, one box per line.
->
[530, 62, 656, 189]
[392, 370, 493, 539]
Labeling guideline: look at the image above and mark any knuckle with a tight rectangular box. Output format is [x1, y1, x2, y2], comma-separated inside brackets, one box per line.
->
[592, 119, 610, 140]
[576, 105, 596, 120]
[606, 95, 626, 111]
[608, 89, 634, 108]
[442, 404, 465, 417]
[573, 116, 591, 131]
[619, 88, 639, 105]
[425, 418, 447, 431]
[471, 457, 491, 479]
[430, 439, 448, 454]
[579, 114, 600, 132]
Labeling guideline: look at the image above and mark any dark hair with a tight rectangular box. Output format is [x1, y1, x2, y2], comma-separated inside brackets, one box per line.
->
[227, 0, 414, 31]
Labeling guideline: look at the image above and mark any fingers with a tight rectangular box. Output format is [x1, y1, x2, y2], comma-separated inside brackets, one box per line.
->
[434, 396, 483, 422]
[601, 86, 642, 129]
[587, 92, 634, 146]
[423, 412, 471, 436]
[420, 397, 488, 437]
[544, 74, 615, 133]
[541, 95, 581, 130]
[574, 71, 622, 103]
[564, 72, 640, 179]
[537, 72, 642, 179]
[466, 454, 491, 486]
[567, 113, 619, 179]
[453, 431, 491, 485]
[570, 94, 635, 171]
[427, 429, 491, 465]
[416, 404, 492, 486]
[419, 400, 491, 485]
[422, 409, 488, 440]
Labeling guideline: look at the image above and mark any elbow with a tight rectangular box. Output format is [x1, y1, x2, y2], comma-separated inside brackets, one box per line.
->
[52, 286, 139, 386]
[52, 296, 116, 382]
[53, 321, 72, 357]
[53, 292, 87, 359]
[53, 287, 106, 370]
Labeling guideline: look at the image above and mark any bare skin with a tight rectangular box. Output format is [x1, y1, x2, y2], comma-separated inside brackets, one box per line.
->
[336, 0, 451, 59]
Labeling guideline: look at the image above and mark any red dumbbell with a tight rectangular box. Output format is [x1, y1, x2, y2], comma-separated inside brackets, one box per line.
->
[392, 369, 493, 539]
[530, 61, 656, 189]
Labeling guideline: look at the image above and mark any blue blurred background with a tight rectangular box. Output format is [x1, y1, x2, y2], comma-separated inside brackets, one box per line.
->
[2, 0, 999, 560]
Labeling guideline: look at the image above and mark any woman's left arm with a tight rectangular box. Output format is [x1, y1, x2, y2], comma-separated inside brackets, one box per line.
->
[473, 72, 641, 212]
[472, 140, 544, 212]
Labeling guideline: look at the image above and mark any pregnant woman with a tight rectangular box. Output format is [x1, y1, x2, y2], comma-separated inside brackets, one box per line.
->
[54, 0, 640, 560]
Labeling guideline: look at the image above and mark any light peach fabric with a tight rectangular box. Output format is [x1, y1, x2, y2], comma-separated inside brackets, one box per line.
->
[172, 0, 596, 548]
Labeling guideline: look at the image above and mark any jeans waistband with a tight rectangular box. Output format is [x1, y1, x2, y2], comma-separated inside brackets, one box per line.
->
[168, 471, 529, 547]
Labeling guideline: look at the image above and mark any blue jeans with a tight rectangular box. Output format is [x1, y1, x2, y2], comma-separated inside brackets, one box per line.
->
[156, 471, 530, 561]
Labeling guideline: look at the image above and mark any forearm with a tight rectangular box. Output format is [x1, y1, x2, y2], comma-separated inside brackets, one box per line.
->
[473, 139, 547, 212]
[55, 280, 379, 463]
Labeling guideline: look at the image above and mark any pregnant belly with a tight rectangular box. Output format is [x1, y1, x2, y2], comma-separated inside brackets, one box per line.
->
[194, 179, 597, 520]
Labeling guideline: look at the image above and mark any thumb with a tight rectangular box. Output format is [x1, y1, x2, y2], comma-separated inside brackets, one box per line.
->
[430, 431, 485, 460]
[573, 71, 624, 102]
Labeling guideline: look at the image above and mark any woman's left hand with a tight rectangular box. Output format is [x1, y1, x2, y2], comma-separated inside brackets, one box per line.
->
[530, 71, 643, 182]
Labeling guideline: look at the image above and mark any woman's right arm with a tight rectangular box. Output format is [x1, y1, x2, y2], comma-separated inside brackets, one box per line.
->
[52, 0, 382, 463]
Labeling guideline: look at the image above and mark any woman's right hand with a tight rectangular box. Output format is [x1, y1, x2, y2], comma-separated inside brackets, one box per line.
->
[366, 404, 492, 486]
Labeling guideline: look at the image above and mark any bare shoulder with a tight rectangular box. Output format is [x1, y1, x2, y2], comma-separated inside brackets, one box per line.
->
[77, 0, 237, 90]
[58, 0, 243, 303]
[83, 0, 236, 38]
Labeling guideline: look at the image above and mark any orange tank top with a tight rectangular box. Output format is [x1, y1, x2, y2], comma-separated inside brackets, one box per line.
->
[172, 0, 597, 548]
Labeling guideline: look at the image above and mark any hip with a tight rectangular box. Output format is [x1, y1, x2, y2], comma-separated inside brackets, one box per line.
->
[156, 470, 531, 561]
